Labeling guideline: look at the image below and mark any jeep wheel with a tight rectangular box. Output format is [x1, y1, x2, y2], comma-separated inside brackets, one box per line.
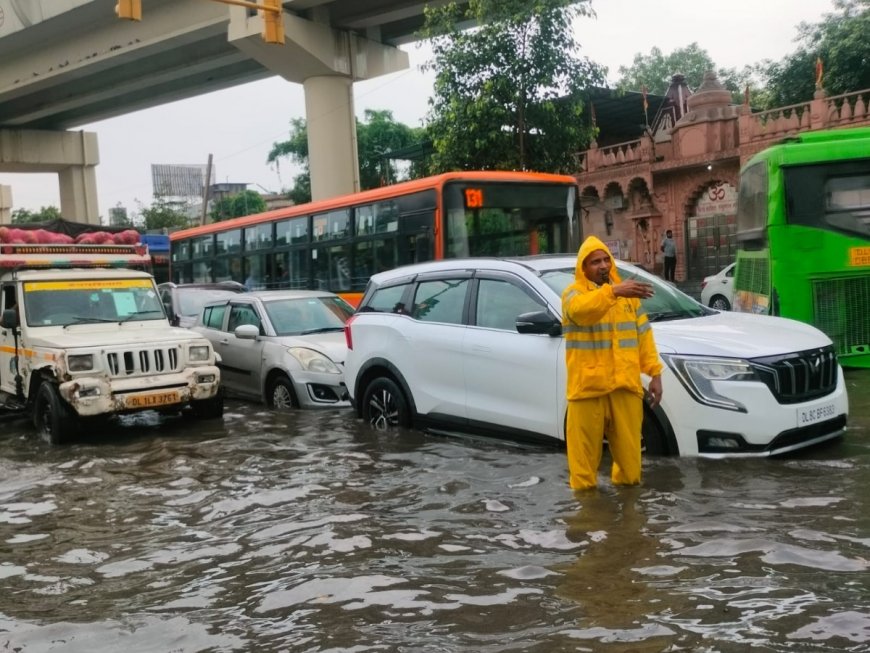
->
[267, 375, 298, 410]
[191, 390, 224, 420]
[33, 382, 77, 445]
[362, 377, 411, 430]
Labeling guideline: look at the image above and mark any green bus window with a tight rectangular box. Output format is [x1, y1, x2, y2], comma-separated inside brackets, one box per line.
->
[736, 162, 768, 242]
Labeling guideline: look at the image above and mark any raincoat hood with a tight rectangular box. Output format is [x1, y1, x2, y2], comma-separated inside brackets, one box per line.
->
[575, 236, 622, 285]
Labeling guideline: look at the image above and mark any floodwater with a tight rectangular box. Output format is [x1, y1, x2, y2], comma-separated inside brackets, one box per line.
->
[1, 371, 869, 653]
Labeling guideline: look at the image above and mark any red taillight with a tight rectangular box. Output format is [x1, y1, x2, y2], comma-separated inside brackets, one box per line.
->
[344, 314, 356, 350]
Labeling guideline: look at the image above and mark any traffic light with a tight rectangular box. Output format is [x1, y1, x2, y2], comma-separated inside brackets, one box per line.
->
[262, 0, 284, 44]
[115, 0, 141, 20]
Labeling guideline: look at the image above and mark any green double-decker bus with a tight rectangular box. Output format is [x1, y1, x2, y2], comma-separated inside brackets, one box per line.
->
[733, 126, 870, 368]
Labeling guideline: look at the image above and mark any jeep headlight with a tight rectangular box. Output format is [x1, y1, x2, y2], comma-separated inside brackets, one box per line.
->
[189, 345, 211, 362]
[67, 354, 94, 372]
[662, 354, 758, 412]
[288, 347, 340, 374]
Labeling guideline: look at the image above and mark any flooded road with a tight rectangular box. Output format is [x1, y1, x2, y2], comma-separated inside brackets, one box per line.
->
[1, 370, 869, 652]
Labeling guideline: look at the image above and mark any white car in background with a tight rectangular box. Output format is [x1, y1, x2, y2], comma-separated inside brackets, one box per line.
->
[344, 256, 848, 457]
[701, 262, 736, 311]
[195, 291, 354, 410]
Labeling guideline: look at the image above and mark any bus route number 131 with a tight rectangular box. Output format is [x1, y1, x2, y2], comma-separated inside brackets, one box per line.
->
[464, 188, 485, 209]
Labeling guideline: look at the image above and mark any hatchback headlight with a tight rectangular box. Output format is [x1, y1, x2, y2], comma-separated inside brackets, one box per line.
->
[288, 347, 340, 374]
[189, 345, 211, 362]
[662, 354, 758, 412]
[67, 354, 94, 372]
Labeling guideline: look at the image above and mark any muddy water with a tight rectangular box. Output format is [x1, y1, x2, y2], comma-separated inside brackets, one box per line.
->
[1, 370, 869, 652]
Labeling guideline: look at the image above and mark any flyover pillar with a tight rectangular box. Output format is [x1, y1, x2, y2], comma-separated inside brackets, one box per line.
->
[0, 129, 100, 224]
[228, 7, 409, 202]
[304, 76, 360, 200]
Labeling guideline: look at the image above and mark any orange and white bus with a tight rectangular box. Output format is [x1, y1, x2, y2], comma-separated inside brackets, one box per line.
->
[169, 170, 580, 306]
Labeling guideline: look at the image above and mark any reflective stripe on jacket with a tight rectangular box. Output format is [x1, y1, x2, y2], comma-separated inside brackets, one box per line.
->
[562, 236, 663, 401]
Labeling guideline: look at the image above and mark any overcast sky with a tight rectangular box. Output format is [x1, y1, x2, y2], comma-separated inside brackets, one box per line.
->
[1, 0, 836, 217]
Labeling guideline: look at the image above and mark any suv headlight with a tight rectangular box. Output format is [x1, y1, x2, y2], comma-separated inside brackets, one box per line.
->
[189, 344, 211, 362]
[288, 347, 340, 374]
[662, 354, 758, 412]
[67, 354, 94, 372]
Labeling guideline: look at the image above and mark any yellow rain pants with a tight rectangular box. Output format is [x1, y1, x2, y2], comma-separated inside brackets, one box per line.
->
[566, 389, 643, 490]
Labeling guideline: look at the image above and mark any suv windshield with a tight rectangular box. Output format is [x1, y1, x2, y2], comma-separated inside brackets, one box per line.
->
[24, 279, 164, 327]
[539, 265, 709, 321]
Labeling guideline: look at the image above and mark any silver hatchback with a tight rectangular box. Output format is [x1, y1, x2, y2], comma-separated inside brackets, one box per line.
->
[194, 290, 354, 409]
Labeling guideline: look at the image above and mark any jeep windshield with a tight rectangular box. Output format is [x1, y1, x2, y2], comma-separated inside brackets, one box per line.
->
[23, 279, 165, 327]
[539, 265, 710, 320]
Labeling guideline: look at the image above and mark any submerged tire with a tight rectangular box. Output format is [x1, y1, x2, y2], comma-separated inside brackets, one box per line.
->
[641, 411, 669, 456]
[361, 377, 411, 431]
[33, 382, 77, 445]
[267, 375, 298, 410]
[191, 390, 224, 419]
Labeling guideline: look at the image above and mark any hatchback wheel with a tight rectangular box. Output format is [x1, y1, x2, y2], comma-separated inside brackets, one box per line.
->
[268, 375, 298, 410]
[709, 294, 731, 311]
[362, 377, 411, 430]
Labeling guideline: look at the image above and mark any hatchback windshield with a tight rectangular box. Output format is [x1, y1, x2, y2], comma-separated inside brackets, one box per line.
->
[540, 266, 709, 321]
[24, 279, 164, 327]
[264, 296, 355, 336]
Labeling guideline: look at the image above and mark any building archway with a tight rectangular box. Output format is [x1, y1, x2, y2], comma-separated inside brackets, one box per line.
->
[684, 180, 738, 280]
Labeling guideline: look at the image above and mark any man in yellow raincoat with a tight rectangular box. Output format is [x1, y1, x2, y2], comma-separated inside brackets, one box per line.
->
[562, 236, 663, 490]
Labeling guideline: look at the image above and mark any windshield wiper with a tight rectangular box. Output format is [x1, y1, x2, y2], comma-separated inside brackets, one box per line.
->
[62, 316, 116, 328]
[300, 326, 345, 335]
[646, 310, 687, 322]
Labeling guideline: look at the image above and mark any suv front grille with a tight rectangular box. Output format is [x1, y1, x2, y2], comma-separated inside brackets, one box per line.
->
[750, 345, 838, 404]
[105, 347, 180, 377]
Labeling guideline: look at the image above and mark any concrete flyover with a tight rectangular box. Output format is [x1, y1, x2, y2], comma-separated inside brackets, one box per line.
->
[0, 0, 463, 222]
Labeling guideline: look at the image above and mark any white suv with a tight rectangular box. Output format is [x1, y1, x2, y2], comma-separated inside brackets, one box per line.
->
[344, 256, 848, 457]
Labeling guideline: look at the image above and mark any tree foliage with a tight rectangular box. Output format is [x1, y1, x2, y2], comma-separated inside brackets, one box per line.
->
[420, 0, 605, 173]
[615, 43, 752, 104]
[136, 197, 192, 231]
[267, 110, 424, 204]
[759, 0, 870, 108]
[210, 189, 267, 222]
[11, 206, 62, 224]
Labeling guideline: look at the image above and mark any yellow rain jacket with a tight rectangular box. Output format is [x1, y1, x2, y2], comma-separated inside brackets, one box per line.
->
[562, 236, 663, 400]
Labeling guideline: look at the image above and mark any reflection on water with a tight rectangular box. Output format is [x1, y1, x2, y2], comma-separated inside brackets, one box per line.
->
[0, 370, 868, 652]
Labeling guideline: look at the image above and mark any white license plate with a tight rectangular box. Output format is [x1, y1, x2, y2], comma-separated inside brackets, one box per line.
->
[797, 402, 837, 427]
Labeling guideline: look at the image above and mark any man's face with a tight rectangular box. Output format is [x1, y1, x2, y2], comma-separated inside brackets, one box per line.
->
[666, 230, 673, 238]
[582, 249, 612, 285]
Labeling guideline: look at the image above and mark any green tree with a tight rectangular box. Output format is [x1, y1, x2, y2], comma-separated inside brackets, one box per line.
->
[136, 197, 192, 230]
[11, 206, 62, 224]
[616, 43, 748, 104]
[267, 110, 424, 204]
[420, 0, 605, 173]
[760, 0, 870, 108]
[210, 189, 267, 222]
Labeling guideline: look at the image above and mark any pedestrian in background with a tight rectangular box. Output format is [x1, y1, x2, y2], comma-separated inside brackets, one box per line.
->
[561, 236, 663, 491]
[661, 230, 677, 282]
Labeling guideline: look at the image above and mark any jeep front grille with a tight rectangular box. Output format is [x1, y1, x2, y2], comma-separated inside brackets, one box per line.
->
[105, 347, 180, 377]
[750, 345, 838, 404]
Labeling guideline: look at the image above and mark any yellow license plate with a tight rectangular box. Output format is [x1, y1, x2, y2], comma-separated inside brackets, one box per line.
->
[849, 246, 870, 267]
[125, 391, 180, 408]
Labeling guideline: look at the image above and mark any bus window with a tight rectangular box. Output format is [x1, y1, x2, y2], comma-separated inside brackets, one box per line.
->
[313, 244, 352, 291]
[216, 229, 241, 255]
[277, 217, 309, 246]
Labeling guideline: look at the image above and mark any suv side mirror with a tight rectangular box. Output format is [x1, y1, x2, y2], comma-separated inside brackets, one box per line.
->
[1, 308, 19, 330]
[516, 310, 561, 337]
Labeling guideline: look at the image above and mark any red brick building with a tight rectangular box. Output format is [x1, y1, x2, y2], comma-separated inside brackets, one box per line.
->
[575, 73, 870, 286]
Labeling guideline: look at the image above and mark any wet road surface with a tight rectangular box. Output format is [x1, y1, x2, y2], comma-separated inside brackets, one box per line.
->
[1, 369, 869, 652]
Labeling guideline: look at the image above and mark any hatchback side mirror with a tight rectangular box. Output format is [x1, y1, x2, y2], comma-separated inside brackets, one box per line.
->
[235, 324, 260, 340]
[516, 310, 562, 337]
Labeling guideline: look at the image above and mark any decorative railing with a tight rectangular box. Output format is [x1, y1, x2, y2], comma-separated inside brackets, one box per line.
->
[747, 100, 812, 139]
